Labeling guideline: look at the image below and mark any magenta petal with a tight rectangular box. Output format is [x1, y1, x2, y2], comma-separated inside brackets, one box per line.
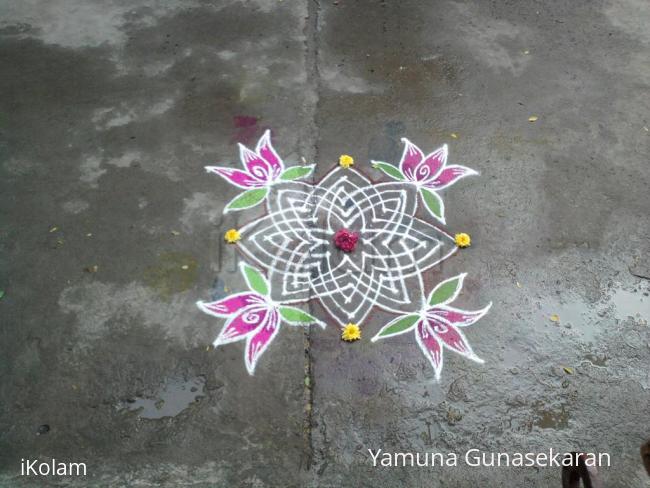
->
[239, 145, 275, 183]
[214, 306, 268, 346]
[415, 320, 444, 380]
[426, 165, 477, 190]
[255, 130, 284, 179]
[205, 166, 265, 189]
[245, 309, 280, 374]
[413, 145, 447, 182]
[398, 138, 424, 181]
[198, 292, 266, 317]
[429, 304, 490, 327]
[428, 318, 481, 362]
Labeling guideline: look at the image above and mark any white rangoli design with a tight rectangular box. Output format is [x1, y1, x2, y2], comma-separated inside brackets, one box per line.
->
[197, 130, 491, 380]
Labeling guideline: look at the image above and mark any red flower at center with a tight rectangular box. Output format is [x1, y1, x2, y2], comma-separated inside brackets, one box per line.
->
[333, 229, 359, 253]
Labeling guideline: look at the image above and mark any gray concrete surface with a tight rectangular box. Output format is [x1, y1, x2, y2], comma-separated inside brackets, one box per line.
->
[1, 0, 649, 487]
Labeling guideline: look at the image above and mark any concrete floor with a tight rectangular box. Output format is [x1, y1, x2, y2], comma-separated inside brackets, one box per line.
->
[1, 0, 649, 486]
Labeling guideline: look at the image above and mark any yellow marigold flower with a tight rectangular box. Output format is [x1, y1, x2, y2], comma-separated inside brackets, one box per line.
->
[339, 154, 354, 169]
[224, 228, 241, 244]
[455, 232, 471, 248]
[341, 323, 361, 342]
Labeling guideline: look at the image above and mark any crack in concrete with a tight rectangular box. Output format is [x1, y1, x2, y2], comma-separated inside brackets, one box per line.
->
[300, 0, 322, 473]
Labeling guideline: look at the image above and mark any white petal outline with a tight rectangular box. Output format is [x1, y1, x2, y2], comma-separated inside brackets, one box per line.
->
[279, 164, 316, 181]
[223, 187, 269, 214]
[427, 272, 467, 307]
[239, 261, 271, 297]
[278, 305, 326, 329]
[419, 187, 446, 225]
[370, 160, 405, 181]
[371, 314, 419, 342]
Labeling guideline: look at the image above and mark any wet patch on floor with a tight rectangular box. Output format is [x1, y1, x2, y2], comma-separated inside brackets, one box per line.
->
[536, 281, 649, 344]
[120, 375, 205, 419]
[144, 252, 198, 299]
[606, 283, 649, 323]
[58, 281, 205, 344]
[533, 402, 570, 430]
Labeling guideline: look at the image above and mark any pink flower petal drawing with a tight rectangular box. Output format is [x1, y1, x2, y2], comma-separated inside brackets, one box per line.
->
[197, 263, 320, 375]
[428, 303, 491, 327]
[255, 130, 283, 179]
[396, 138, 478, 188]
[399, 138, 424, 180]
[214, 306, 269, 346]
[239, 145, 276, 183]
[415, 320, 444, 380]
[425, 165, 478, 190]
[197, 292, 266, 317]
[427, 318, 483, 362]
[373, 273, 490, 381]
[205, 167, 267, 189]
[413, 145, 447, 183]
[205, 130, 285, 190]
[245, 309, 280, 374]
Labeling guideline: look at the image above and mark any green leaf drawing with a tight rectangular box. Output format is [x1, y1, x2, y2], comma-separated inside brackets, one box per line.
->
[371, 314, 419, 341]
[428, 273, 466, 306]
[279, 165, 315, 181]
[371, 161, 404, 181]
[420, 188, 445, 224]
[279, 306, 323, 327]
[241, 263, 269, 296]
[225, 188, 268, 212]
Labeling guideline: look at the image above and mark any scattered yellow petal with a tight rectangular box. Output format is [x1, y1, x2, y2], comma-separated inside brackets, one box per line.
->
[224, 228, 241, 244]
[528, 115, 538, 122]
[523, 49, 530, 54]
[86, 233, 93, 237]
[550, 314, 560, 322]
[181, 265, 189, 270]
[341, 323, 361, 342]
[84, 265, 99, 273]
[339, 154, 354, 169]
[49, 226, 58, 233]
[171, 230, 180, 236]
[454, 233, 471, 248]
[563, 367, 573, 375]
[516, 281, 522, 288]
[450, 132, 458, 139]
[224, 286, 230, 292]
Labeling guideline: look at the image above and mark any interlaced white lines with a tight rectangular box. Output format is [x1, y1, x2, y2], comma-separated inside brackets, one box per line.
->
[239, 168, 457, 326]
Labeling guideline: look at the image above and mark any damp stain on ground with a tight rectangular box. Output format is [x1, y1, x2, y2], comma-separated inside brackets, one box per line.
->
[143, 251, 198, 299]
[533, 403, 570, 430]
[121, 375, 206, 420]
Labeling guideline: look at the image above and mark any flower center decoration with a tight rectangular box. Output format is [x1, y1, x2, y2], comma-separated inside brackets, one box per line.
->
[333, 228, 359, 253]
[198, 130, 491, 380]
